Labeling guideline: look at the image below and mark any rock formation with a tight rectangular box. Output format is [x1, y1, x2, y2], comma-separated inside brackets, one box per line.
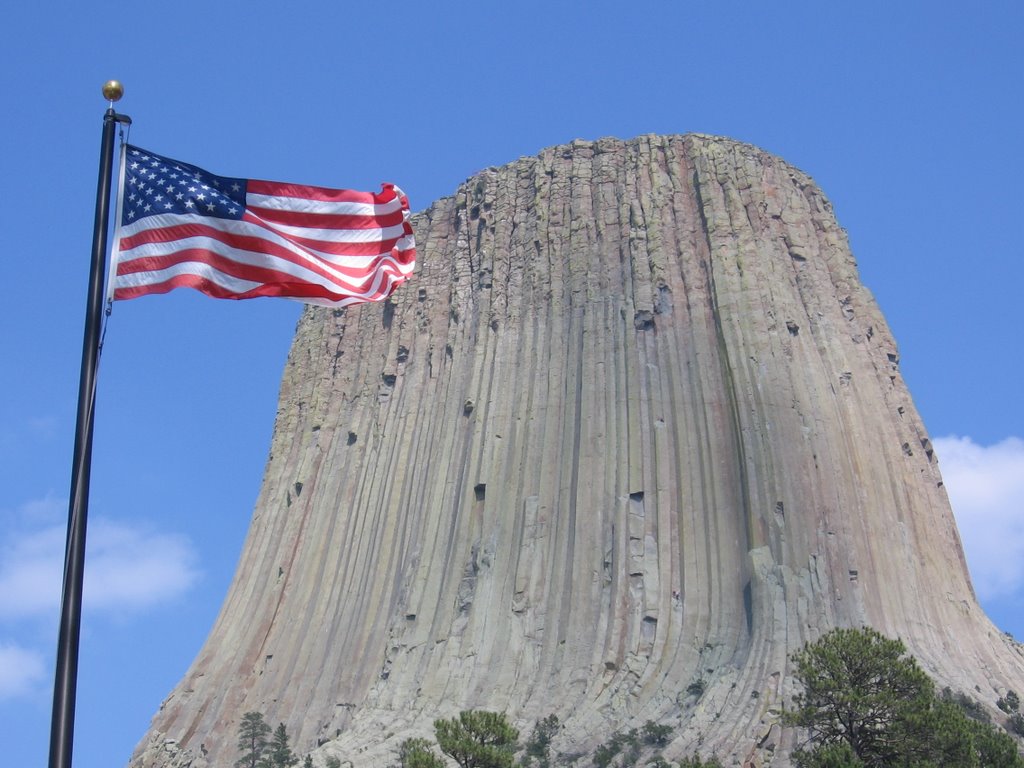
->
[130, 134, 1024, 768]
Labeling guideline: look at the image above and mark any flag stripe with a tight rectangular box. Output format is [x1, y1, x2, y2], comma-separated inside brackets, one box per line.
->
[116, 237, 413, 294]
[115, 252, 406, 303]
[247, 179, 386, 204]
[241, 211, 411, 244]
[111, 146, 416, 307]
[246, 191, 399, 216]
[246, 204, 406, 231]
[114, 268, 397, 307]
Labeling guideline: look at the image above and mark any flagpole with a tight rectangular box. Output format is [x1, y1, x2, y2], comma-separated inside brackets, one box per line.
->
[48, 80, 130, 768]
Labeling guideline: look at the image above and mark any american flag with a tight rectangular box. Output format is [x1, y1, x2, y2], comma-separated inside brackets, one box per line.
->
[109, 145, 416, 307]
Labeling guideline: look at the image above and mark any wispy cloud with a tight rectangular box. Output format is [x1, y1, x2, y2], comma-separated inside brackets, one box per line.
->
[0, 518, 200, 620]
[0, 495, 201, 699]
[0, 642, 46, 700]
[935, 436, 1024, 601]
[17, 492, 65, 522]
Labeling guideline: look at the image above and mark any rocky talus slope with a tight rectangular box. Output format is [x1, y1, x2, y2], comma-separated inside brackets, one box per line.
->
[130, 135, 1024, 768]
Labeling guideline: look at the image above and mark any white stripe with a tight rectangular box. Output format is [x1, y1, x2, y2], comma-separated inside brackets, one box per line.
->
[119, 213, 414, 273]
[247, 214, 410, 244]
[116, 236, 414, 295]
[121, 210, 404, 246]
[245, 193, 401, 217]
[115, 261, 264, 294]
[115, 252, 408, 302]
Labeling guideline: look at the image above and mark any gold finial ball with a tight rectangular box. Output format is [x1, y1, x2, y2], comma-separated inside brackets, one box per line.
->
[102, 80, 124, 102]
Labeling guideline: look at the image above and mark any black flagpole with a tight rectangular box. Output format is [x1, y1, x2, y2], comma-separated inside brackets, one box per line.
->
[48, 81, 130, 768]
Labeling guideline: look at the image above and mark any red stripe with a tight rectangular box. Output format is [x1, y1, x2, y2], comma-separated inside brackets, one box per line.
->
[114, 273, 399, 302]
[240, 212, 410, 258]
[115, 266, 407, 304]
[120, 219, 399, 259]
[247, 179, 395, 205]
[246, 205, 406, 231]
[117, 244, 405, 295]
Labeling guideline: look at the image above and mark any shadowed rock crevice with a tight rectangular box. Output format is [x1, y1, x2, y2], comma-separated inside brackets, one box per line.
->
[130, 135, 1024, 768]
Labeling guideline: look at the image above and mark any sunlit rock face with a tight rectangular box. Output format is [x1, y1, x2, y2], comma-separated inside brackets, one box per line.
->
[130, 135, 1024, 768]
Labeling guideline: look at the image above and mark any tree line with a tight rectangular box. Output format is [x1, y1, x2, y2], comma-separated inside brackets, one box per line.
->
[234, 627, 1023, 767]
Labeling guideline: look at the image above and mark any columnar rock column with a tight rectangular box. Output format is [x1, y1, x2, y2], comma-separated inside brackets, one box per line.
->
[131, 135, 1024, 768]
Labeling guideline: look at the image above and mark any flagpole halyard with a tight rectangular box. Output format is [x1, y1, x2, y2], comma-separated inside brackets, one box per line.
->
[105, 141, 129, 308]
[48, 82, 130, 768]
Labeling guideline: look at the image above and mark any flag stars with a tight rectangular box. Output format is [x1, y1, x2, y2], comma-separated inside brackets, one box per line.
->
[120, 147, 246, 224]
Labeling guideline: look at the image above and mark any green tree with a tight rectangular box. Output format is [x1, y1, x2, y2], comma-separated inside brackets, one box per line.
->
[786, 627, 1024, 767]
[784, 627, 933, 764]
[998, 690, 1021, 714]
[263, 722, 297, 768]
[640, 721, 672, 747]
[592, 729, 640, 768]
[434, 710, 519, 768]
[792, 742, 862, 768]
[325, 757, 342, 768]
[522, 715, 559, 768]
[966, 715, 1024, 767]
[302, 756, 313, 768]
[236, 712, 272, 768]
[675, 757, 723, 768]
[941, 687, 992, 723]
[1008, 712, 1024, 737]
[396, 737, 446, 768]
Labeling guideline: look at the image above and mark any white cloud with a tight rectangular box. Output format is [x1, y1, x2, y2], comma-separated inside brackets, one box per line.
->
[17, 491, 65, 522]
[935, 435, 1024, 601]
[84, 520, 200, 613]
[0, 642, 46, 700]
[0, 516, 200, 620]
[0, 504, 201, 701]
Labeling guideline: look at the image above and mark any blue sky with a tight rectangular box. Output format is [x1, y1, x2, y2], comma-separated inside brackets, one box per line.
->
[1, 3, 1022, 767]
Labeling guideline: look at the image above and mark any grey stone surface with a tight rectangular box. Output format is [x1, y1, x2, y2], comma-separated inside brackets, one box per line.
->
[130, 135, 1024, 768]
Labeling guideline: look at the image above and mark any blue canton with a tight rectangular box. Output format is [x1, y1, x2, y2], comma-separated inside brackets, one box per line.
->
[121, 146, 247, 226]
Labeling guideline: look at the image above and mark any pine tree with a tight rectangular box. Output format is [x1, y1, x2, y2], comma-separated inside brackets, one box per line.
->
[236, 712, 272, 768]
[785, 627, 1024, 767]
[434, 710, 519, 768]
[264, 722, 297, 768]
[396, 737, 445, 768]
[522, 715, 559, 768]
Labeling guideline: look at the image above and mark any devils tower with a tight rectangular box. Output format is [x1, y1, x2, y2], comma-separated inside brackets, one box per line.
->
[130, 134, 1024, 767]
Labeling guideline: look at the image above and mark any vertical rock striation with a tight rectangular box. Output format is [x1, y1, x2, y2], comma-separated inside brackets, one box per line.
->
[131, 135, 1024, 768]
